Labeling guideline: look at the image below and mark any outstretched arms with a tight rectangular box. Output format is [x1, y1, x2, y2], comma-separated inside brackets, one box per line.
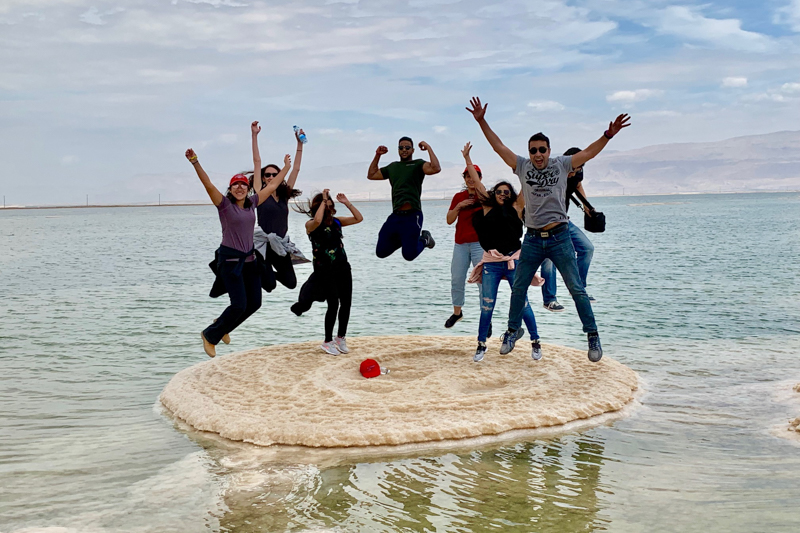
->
[571, 114, 631, 169]
[466, 97, 517, 170]
[256, 154, 291, 205]
[286, 128, 304, 190]
[418, 141, 441, 175]
[306, 189, 330, 234]
[336, 193, 364, 227]
[447, 142, 482, 224]
[368, 146, 389, 180]
[251, 121, 290, 206]
[185, 148, 224, 206]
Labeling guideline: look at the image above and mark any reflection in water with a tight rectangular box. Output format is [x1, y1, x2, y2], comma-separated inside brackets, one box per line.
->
[214, 435, 607, 532]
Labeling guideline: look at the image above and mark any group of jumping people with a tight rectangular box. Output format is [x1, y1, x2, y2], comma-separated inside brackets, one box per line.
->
[185, 97, 630, 362]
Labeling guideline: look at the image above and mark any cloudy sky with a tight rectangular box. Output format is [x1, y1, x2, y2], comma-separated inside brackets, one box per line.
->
[3, 0, 800, 205]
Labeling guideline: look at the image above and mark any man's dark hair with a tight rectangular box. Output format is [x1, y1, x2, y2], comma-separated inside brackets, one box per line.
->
[398, 136, 413, 146]
[563, 147, 581, 156]
[528, 132, 550, 148]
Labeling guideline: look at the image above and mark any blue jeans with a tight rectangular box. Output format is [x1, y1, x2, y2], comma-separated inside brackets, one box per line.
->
[479, 260, 538, 343]
[510, 228, 597, 333]
[451, 241, 484, 308]
[376, 210, 426, 261]
[541, 221, 594, 303]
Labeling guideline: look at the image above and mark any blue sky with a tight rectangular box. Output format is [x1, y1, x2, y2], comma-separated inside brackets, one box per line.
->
[2, 0, 800, 205]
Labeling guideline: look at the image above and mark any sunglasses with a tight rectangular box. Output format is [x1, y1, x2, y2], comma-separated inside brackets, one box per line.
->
[529, 146, 548, 154]
[495, 189, 511, 196]
[263, 172, 279, 177]
[398, 145, 413, 150]
[230, 182, 249, 188]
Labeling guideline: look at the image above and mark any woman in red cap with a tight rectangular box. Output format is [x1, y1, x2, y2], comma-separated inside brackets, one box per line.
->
[444, 154, 485, 330]
[185, 132, 290, 357]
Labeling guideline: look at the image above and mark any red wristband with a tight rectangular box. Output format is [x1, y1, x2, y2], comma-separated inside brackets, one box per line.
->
[604, 129, 614, 140]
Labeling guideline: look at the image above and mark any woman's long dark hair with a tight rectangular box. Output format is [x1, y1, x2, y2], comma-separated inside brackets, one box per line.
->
[247, 164, 302, 201]
[293, 192, 334, 226]
[480, 180, 518, 209]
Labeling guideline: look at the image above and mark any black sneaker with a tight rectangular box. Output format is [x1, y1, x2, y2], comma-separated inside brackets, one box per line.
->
[500, 327, 524, 355]
[588, 332, 603, 362]
[531, 340, 542, 360]
[543, 301, 565, 312]
[474, 342, 487, 362]
[421, 230, 435, 249]
[444, 313, 463, 328]
[588, 294, 596, 302]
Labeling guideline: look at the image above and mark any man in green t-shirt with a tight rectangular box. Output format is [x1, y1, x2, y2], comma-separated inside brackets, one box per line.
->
[368, 136, 441, 260]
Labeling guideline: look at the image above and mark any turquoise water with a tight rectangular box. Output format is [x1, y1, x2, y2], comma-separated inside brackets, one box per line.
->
[1, 193, 800, 532]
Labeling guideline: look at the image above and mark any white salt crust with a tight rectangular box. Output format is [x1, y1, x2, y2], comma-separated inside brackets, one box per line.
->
[159, 336, 639, 448]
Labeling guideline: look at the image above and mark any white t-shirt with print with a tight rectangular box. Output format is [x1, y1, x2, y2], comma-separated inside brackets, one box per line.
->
[513, 154, 573, 229]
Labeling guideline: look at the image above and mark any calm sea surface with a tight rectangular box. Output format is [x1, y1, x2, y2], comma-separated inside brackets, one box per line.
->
[1, 193, 800, 532]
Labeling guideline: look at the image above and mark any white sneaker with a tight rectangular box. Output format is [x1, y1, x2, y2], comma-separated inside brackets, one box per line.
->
[334, 336, 349, 354]
[320, 341, 341, 355]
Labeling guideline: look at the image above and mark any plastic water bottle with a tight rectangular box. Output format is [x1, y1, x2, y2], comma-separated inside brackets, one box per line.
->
[293, 125, 308, 144]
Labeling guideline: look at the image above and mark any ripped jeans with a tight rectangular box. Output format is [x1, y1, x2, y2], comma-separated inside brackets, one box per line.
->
[478, 259, 538, 343]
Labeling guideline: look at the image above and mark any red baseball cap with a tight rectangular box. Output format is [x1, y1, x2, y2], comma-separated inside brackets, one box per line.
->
[229, 174, 249, 187]
[463, 164, 481, 176]
[360, 359, 381, 378]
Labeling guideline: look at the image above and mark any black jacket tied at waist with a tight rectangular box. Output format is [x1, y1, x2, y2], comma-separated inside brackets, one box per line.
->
[208, 245, 277, 298]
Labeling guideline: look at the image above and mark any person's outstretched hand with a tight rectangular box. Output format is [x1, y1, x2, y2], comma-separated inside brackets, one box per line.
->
[461, 142, 472, 159]
[418, 141, 431, 151]
[608, 114, 631, 137]
[376, 145, 388, 156]
[336, 193, 349, 204]
[466, 97, 487, 121]
[251, 121, 261, 135]
[185, 148, 197, 162]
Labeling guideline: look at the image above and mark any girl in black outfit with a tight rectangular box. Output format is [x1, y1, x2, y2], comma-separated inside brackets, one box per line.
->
[464, 142, 540, 363]
[250, 124, 305, 289]
[291, 189, 364, 355]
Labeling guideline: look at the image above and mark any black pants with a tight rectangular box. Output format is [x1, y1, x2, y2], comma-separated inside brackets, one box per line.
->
[203, 260, 262, 345]
[291, 263, 352, 342]
[264, 246, 297, 290]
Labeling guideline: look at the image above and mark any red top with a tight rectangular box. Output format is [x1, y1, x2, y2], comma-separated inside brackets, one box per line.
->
[449, 190, 482, 244]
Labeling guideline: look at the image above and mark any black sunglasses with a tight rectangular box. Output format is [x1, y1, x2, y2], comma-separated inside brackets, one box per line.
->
[263, 172, 279, 177]
[529, 146, 548, 154]
[495, 189, 511, 196]
[398, 145, 413, 150]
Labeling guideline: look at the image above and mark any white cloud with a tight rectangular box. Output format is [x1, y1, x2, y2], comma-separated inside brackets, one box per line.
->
[61, 155, 79, 165]
[649, 5, 775, 52]
[433, 125, 448, 134]
[606, 89, 662, 103]
[781, 82, 800, 93]
[217, 134, 237, 145]
[527, 100, 565, 112]
[774, 0, 800, 32]
[722, 77, 747, 88]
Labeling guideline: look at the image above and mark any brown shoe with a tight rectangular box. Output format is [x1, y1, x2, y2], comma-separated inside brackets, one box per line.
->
[213, 319, 230, 344]
[201, 332, 216, 358]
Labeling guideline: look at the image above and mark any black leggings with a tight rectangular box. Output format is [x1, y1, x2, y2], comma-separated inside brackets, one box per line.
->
[203, 260, 262, 345]
[291, 264, 352, 342]
[263, 247, 297, 290]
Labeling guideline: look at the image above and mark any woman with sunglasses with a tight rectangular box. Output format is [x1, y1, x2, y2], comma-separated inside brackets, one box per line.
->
[291, 189, 363, 355]
[444, 161, 485, 330]
[250, 121, 305, 290]
[463, 143, 541, 363]
[185, 140, 290, 358]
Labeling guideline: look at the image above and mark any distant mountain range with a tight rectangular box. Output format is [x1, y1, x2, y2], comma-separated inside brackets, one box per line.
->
[298, 130, 800, 200]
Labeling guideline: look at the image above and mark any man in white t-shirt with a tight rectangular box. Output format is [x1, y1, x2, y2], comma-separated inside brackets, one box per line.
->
[467, 96, 630, 362]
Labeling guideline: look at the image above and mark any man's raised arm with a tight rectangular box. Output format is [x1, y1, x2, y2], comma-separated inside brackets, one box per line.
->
[368, 145, 389, 180]
[571, 114, 631, 169]
[466, 97, 517, 170]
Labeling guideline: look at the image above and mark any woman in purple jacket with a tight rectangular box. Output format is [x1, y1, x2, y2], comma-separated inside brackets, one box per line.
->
[185, 123, 289, 357]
